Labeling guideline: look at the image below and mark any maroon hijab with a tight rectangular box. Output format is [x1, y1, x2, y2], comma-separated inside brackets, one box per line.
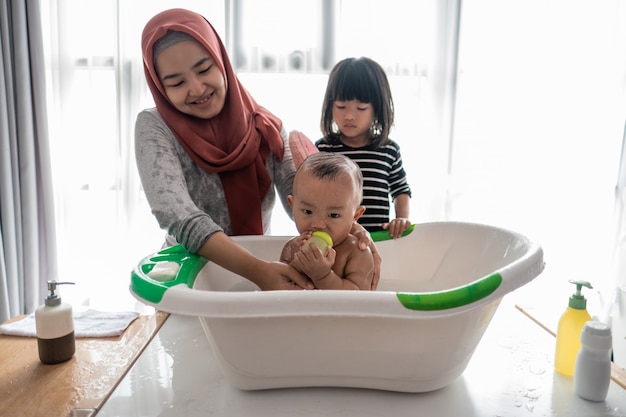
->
[141, 8, 284, 235]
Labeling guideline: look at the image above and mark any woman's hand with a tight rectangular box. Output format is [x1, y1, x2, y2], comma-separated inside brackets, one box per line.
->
[383, 217, 412, 239]
[350, 222, 382, 290]
[253, 261, 313, 291]
[198, 232, 313, 291]
[279, 235, 306, 264]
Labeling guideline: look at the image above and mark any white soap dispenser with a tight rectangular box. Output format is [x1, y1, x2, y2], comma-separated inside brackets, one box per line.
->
[35, 281, 76, 364]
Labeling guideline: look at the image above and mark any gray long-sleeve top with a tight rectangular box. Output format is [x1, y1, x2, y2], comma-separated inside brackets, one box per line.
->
[135, 108, 296, 253]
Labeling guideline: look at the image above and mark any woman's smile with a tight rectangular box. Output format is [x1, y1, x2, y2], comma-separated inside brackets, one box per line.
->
[156, 40, 227, 119]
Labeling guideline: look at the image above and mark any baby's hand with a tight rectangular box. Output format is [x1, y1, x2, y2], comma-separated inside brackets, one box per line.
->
[291, 243, 336, 281]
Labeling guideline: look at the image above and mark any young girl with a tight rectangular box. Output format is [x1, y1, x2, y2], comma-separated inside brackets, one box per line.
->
[316, 57, 412, 238]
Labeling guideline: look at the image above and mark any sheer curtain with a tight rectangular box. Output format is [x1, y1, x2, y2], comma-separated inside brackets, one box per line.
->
[42, 0, 202, 310]
[35, 0, 626, 326]
[43, 0, 452, 308]
[237, 0, 461, 233]
[453, 0, 626, 357]
[614, 121, 626, 368]
[0, 0, 57, 322]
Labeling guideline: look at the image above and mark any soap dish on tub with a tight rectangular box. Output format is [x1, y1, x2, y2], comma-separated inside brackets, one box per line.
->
[130, 221, 544, 393]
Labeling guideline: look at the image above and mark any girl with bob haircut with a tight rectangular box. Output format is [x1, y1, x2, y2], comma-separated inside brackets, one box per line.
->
[317, 57, 412, 238]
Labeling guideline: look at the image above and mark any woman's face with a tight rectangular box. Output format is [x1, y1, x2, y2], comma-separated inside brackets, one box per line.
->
[155, 39, 226, 119]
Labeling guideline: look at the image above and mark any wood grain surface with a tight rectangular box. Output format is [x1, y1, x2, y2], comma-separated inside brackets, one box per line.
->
[0, 311, 168, 417]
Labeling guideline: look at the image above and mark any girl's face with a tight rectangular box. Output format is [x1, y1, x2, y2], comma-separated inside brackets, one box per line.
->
[288, 170, 364, 247]
[332, 100, 374, 146]
[155, 40, 226, 119]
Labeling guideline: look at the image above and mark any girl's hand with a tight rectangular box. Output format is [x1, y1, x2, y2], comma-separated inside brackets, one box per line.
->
[350, 222, 382, 290]
[383, 218, 411, 239]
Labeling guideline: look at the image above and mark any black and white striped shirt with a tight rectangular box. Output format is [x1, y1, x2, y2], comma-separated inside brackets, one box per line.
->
[315, 139, 412, 232]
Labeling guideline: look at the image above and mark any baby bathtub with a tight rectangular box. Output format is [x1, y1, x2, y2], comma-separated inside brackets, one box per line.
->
[130, 221, 544, 393]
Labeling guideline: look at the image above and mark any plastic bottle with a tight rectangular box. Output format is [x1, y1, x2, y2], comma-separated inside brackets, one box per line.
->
[306, 231, 333, 256]
[574, 320, 612, 401]
[35, 281, 76, 364]
[554, 280, 593, 376]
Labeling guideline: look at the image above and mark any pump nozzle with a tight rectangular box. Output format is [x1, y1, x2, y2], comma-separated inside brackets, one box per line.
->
[45, 281, 75, 306]
[568, 280, 593, 310]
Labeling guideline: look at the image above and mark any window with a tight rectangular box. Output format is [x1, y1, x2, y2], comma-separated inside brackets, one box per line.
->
[44, 0, 226, 309]
[44, 0, 451, 309]
[43, 1, 626, 318]
[452, 0, 626, 320]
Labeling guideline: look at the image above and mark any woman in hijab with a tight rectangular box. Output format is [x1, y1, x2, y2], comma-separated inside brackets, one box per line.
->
[136, 8, 379, 290]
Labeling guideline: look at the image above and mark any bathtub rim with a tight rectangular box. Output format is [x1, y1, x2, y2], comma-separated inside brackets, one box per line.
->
[129, 221, 545, 319]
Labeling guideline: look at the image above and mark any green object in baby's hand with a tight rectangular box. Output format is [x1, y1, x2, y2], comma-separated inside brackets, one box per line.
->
[307, 231, 333, 255]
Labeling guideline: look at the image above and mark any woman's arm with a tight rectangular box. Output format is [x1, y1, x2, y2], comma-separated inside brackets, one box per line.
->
[197, 232, 313, 290]
[136, 111, 311, 290]
[272, 127, 297, 220]
[135, 109, 226, 251]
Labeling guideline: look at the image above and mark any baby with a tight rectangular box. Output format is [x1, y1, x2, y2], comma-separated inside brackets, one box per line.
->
[280, 152, 374, 290]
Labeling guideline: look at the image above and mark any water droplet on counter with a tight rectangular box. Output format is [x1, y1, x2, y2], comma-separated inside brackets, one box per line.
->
[529, 362, 546, 375]
[523, 388, 539, 401]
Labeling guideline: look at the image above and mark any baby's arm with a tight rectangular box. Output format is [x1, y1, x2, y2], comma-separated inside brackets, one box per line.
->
[340, 245, 374, 290]
[308, 239, 374, 290]
[284, 234, 374, 290]
[289, 242, 336, 285]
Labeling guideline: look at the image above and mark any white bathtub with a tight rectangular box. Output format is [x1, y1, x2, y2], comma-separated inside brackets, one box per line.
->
[130, 221, 544, 392]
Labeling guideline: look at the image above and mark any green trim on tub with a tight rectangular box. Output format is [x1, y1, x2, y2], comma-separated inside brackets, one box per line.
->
[370, 223, 415, 242]
[130, 232, 502, 312]
[396, 273, 503, 311]
[132, 224, 428, 305]
[130, 245, 208, 304]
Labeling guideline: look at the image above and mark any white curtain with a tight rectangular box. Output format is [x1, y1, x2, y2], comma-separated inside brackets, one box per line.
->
[42, 0, 453, 308]
[41, 0, 626, 329]
[40, 0, 224, 310]
[453, 0, 626, 366]
[0, 0, 57, 322]
[611, 121, 626, 368]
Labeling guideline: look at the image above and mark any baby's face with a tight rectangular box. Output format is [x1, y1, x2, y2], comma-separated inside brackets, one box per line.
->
[288, 170, 364, 246]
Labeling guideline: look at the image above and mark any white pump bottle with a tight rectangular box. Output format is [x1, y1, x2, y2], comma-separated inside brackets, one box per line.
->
[35, 281, 76, 364]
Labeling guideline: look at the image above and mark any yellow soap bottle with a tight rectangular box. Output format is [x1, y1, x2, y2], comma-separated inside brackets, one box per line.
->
[554, 280, 593, 376]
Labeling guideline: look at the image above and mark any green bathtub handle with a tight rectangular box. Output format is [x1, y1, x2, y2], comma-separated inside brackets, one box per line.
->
[396, 273, 503, 311]
[130, 245, 208, 304]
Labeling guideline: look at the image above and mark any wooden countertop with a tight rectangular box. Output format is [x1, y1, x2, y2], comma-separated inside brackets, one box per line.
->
[0, 311, 169, 417]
